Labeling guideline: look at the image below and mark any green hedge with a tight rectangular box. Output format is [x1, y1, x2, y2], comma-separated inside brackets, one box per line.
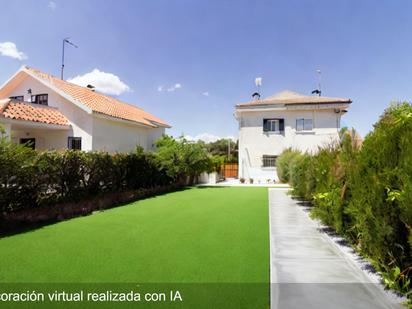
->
[277, 102, 412, 296]
[0, 140, 172, 213]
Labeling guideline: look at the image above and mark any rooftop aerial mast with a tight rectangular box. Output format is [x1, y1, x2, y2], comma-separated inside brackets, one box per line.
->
[61, 38, 78, 80]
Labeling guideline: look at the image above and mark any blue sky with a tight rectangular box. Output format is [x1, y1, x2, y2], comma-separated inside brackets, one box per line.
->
[1, 0, 412, 140]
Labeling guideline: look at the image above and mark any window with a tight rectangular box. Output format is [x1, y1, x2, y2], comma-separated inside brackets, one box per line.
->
[20, 138, 36, 150]
[31, 94, 48, 105]
[263, 118, 284, 133]
[296, 118, 313, 131]
[9, 95, 24, 101]
[68, 137, 82, 150]
[262, 155, 277, 167]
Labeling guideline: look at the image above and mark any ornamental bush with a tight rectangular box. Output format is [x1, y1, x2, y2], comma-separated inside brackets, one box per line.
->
[276, 148, 301, 183]
[277, 102, 412, 296]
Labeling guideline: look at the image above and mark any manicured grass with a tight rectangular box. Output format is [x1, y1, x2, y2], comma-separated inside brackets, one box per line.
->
[0, 187, 269, 308]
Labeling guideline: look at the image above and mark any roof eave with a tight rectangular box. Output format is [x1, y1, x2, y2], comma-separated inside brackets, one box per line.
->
[92, 112, 158, 128]
[0, 115, 71, 129]
[236, 100, 352, 108]
[146, 119, 171, 128]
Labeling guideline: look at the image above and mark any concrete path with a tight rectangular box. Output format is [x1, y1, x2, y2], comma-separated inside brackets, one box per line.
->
[269, 189, 402, 309]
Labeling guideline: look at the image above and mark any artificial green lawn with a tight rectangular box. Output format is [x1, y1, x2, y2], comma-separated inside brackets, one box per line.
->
[0, 187, 269, 308]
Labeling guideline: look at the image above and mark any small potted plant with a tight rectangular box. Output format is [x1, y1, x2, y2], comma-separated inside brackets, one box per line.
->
[249, 178, 254, 184]
[240, 178, 245, 184]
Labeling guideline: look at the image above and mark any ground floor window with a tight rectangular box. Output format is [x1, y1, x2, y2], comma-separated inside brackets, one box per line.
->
[262, 155, 277, 167]
[68, 137, 82, 150]
[20, 138, 35, 149]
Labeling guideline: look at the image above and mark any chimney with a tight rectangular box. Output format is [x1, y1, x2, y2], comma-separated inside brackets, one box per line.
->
[252, 92, 261, 101]
[87, 84, 95, 92]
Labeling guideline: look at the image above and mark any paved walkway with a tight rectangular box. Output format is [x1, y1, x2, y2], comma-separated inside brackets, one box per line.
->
[269, 189, 402, 309]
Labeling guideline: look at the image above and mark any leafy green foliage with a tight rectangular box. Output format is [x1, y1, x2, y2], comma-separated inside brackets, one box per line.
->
[154, 135, 217, 184]
[203, 138, 238, 162]
[277, 102, 412, 297]
[276, 148, 301, 183]
[0, 138, 172, 213]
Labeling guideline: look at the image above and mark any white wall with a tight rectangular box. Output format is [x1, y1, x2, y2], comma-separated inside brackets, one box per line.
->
[238, 109, 341, 179]
[11, 128, 70, 150]
[92, 116, 150, 152]
[92, 116, 165, 153]
[146, 127, 165, 150]
[3, 74, 93, 150]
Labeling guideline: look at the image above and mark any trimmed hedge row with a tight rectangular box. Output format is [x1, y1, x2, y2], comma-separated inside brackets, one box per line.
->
[277, 102, 412, 295]
[0, 141, 172, 213]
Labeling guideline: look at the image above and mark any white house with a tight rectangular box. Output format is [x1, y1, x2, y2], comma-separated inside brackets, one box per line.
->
[0, 66, 170, 152]
[234, 90, 352, 181]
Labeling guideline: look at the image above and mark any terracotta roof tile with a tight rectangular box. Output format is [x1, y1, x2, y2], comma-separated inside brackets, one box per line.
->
[0, 99, 69, 126]
[25, 67, 170, 128]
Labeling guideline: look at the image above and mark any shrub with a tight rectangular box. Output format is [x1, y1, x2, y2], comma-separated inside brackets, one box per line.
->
[0, 142, 173, 214]
[154, 136, 213, 185]
[276, 148, 301, 183]
[279, 102, 412, 298]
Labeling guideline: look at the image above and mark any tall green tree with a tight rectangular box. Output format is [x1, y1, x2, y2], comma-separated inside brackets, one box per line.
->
[155, 136, 213, 184]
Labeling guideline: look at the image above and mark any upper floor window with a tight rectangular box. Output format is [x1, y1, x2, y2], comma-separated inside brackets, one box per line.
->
[68, 137, 82, 150]
[9, 95, 24, 101]
[296, 118, 313, 131]
[31, 94, 48, 105]
[262, 155, 277, 167]
[263, 118, 284, 133]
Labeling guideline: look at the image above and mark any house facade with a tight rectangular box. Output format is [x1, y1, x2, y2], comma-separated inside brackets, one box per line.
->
[0, 66, 170, 152]
[234, 90, 351, 181]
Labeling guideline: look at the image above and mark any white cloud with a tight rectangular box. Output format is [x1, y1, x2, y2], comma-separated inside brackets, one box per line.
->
[202, 91, 209, 97]
[0, 42, 27, 60]
[48, 1, 57, 10]
[68, 69, 131, 96]
[158, 83, 182, 92]
[184, 133, 237, 143]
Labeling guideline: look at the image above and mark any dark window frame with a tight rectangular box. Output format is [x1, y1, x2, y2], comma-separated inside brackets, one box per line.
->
[296, 118, 313, 131]
[262, 155, 277, 167]
[263, 118, 284, 133]
[68, 137, 82, 150]
[20, 138, 36, 150]
[9, 95, 24, 101]
[31, 94, 48, 105]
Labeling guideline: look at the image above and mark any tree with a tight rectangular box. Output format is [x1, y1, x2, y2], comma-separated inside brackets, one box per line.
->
[204, 138, 238, 162]
[154, 136, 212, 184]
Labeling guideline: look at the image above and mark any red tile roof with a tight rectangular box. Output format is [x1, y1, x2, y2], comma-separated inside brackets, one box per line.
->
[0, 99, 69, 126]
[25, 67, 170, 128]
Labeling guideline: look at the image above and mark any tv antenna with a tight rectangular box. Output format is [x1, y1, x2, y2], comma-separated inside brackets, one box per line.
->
[61, 38, 78, 80]
[255, 77, 262, 93]
[311, 69, 322, 96]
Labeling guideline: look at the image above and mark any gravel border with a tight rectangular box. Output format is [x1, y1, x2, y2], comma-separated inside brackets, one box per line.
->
[294, 196, 407, 306]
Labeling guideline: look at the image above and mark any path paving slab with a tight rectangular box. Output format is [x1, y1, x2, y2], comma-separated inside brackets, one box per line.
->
[269, 189, 402, 309]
